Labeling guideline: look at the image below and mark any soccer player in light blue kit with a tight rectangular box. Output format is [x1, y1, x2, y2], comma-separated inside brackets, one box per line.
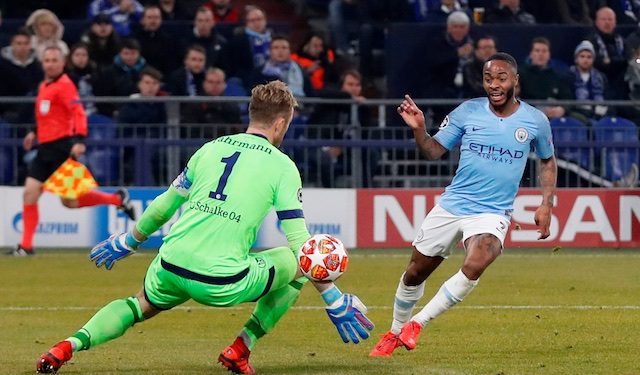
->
[370, 52, 558, 356]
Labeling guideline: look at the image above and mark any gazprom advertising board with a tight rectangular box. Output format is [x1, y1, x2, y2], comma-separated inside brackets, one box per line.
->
[254, 189, 357, 248]
[0, 187, 357, 249]
[0, 187, 95, 247]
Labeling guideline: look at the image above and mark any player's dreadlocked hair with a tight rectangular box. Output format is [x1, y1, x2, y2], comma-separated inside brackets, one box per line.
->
[486, 52, 518, 72]
[249, 80, 298, 127]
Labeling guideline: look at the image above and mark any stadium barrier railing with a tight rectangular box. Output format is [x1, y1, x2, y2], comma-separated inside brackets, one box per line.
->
[0, 96, 638, 188]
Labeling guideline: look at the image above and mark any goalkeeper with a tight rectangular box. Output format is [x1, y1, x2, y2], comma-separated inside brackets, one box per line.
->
[36, 80, 374, 375]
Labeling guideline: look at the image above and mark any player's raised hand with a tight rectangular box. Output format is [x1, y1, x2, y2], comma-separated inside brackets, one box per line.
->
[90, 233, 136, 270]
[534, 205, 552, 240]
[397, 95, 425, 131]
[325, 293, 374, 344]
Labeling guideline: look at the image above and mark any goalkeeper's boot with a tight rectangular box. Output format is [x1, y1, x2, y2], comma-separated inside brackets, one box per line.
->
[398, 320, 423, 350]
[116, 188, 136, 221]
[218, 337, 256, 375]
[369, 331, 403, 357]
[8, 244, 34, 256]
[36, 340, 73, 373]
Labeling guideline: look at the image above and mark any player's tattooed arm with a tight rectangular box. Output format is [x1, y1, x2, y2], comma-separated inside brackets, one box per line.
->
[535, 156, 557, 239]
[539, 156, 557, 207]
[398, 94, 447, 160]
[414, 132, 447, 160]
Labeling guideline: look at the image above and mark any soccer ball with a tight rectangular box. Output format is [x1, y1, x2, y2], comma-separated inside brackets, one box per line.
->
[298, 234, 348, 282]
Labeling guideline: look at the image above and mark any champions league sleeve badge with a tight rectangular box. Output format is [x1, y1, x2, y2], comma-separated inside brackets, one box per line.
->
[439, 115, 450, 129]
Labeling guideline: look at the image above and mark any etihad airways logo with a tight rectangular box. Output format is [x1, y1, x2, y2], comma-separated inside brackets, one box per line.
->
[469, 142, 525, 164]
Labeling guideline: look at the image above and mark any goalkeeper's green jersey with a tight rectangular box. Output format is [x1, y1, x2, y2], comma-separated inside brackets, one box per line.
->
[150, 133, 309, 277]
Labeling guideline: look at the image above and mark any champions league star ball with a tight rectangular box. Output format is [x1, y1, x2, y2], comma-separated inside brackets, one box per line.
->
[298, 234, 348, 282]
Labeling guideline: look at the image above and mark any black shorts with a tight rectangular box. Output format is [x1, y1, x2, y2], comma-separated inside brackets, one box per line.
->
[27, 137, 74, 182]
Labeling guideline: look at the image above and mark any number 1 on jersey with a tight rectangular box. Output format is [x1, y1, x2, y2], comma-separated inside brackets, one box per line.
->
[209, 151, 240, 201]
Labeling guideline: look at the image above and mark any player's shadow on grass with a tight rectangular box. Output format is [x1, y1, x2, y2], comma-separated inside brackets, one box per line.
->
[259, 362, 359, 374]
[32, 363, 212, 374]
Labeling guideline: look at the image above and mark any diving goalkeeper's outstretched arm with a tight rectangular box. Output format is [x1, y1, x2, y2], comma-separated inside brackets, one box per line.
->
[90, 179, 188, 270]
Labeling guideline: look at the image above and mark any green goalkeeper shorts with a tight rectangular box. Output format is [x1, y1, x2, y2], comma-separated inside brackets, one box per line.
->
[143, 246, 298, 310]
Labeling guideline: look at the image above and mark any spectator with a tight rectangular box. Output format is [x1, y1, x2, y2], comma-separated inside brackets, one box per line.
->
[203, 0, 241, 24]
[94, 38, 148, 116]
[249, 36, 312, 98]
[569, 40, 608, 122]
[604, 0, 640, 24]
[463, 35, 497, 97]
[518, 37, 573, 120]
[187, 6, 230, 72]
[327, 0, 365, 55]
[624, 22, 640, 56]
[0, 28, 42, 97]
[0, 9, 10, 47]
[585, 0, 607, 17]
[357, 0, 413, 80]
[66, 43, 99, 117]
[117, 67, 166, 127]
[229, 5, 272, 85]
[0, 28, 43, 123]
[588, 6, 628, 99]
[88, 0, 144, 37]
[181, 67, 242, 138]
[557, 0, 594, 25]
[407, 0, 437, 21]
[4, 2, 83, 19]
[134, 5, 180, 76]
[153, 0, 192, 20]
[425, 0, 469, 24]
[25, 8, 69, 60]
[80, 14, 122, 69]
[520, 0, 562, 23]
[88, 0, 118, 18]
[117, 67, 167, 185]
[291, 32, 339, 91]
[624, 39, 640, 123]
[421, 11, 473, 102]
[307, 69, 378, 187]
[484, 0, 536, 24]
[166, 45, 207, 96]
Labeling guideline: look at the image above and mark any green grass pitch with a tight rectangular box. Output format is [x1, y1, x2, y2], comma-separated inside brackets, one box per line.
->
[1, 248, 639, 375]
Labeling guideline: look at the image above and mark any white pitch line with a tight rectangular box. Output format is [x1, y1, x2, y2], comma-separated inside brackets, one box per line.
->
[354, 253, 640, 259]
[2, 305, 640, 312]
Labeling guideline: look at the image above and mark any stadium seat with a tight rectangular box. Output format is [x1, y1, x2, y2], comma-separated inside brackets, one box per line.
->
[549, 116, 591, 170]
[225, 77, 249, 124]
[593, 117, 640, 181]
[0, 119, 14, 184]
[86, 114, 119, 186]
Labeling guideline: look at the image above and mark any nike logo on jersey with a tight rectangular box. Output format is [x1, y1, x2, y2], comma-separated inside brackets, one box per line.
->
[471, 126, 482, 131]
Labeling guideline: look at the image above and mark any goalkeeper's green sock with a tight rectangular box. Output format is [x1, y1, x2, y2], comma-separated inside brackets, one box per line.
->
[66, 296, 144, 352]
[241, 277, 307, 350]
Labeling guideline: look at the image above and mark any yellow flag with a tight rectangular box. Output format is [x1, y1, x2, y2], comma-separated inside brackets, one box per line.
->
[43, 158, 99, 199]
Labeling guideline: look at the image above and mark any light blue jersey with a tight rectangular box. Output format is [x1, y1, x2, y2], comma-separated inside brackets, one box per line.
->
[433, 98, 554, 218]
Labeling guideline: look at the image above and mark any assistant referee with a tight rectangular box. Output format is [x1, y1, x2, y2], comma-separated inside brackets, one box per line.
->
[11, 46, 135, 256]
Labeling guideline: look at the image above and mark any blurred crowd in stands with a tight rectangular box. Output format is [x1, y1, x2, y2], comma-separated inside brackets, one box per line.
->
[0, 0, 637, 187]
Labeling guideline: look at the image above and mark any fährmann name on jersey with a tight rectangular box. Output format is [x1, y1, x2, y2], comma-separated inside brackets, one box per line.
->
[190, 201, 242, 223]
[216, 136, 272, 154]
